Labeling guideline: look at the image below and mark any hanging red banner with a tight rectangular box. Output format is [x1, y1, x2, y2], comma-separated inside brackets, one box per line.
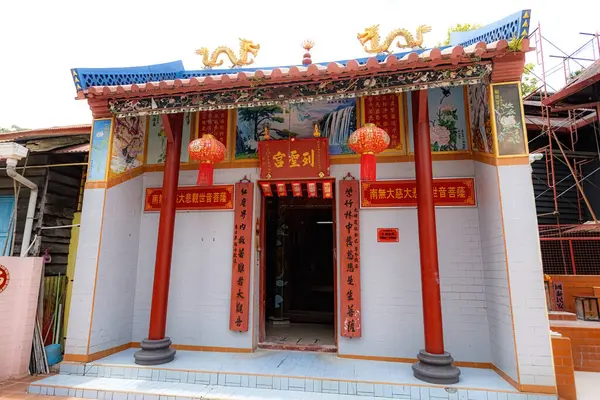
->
[276, 183, 287, 197]
[197, 109, 229, 148]
[360, 178, 476, 208]
[144, 185, 234, 211]
[339, 179, 361, 337]
[229, 182, 254, 332]
[307, 181, 318, 198]
[291, 182, 302, 197]
[323, 181, 333, 199]
[260, 183, 273, 197]
[258, 138, 330, 180]
[363, 94, 403, 151]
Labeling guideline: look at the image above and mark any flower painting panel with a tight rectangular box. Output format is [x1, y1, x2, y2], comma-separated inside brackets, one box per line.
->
[407, 87, 469, 152]
[88, 119, 112, 181]
[109, 117, 146, 177]
[235, 100, 357, 159]
[146, 113, 192, 164]
[468, 84, 494, 154]
[491, 83, 527, 156]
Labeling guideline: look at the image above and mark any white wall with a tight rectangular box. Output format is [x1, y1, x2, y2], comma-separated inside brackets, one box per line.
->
[497, 164, 555, 387]
[88, 176, 143, 354]
[132, 167, 259, 349]
[474, 162, 518, 380]
[65, 188, 106, 355]
[333, 161, 491, 363]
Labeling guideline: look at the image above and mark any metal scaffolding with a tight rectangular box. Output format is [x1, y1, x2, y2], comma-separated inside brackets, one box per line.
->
[526, 24, 600, 274]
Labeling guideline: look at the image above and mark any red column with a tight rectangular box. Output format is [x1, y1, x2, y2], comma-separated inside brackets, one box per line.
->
[412, 90, 445, 355]
[148, 113, 183, 340]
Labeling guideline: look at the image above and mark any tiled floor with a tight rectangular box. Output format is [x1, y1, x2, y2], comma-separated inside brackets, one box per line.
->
[264, 323, 335, 347]
[83, 348, 516, 392]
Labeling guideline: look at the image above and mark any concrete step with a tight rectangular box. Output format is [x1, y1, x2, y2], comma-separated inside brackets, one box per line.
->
[28, 374, 363, 400]
[548, 311, 577, 321]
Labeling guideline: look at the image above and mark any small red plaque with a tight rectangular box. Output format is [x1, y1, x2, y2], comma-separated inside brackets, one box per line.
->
[377, 228, 399, 243]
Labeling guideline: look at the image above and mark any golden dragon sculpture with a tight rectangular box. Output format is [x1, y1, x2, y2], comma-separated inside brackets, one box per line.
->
[195, 38, 260, 68]
[357, 24, 432, 54]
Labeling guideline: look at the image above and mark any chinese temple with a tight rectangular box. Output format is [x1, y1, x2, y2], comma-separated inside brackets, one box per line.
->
[32, 9, 564, 400]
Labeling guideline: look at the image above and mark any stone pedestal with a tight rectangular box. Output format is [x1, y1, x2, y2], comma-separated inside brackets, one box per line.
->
[134, 338, 176, 366]
[412, 350, 461, 385]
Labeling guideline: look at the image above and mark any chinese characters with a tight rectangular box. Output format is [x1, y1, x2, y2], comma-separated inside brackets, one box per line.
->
[198, 110, 228, 146]
[229, 182, 254, 332]
[258, 138, 329, 180]
[364, 94, 401, 150]
[339, 180, 362, 337]
[361, 178, 476, 208]
[144, 186, 234, 211]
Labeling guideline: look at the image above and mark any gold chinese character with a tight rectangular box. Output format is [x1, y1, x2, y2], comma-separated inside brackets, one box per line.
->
[185, 193, 192, 203]
[378, 189, 386, 199]
[199, 193, 206, 203]
[403, 188, 413, 198]
[206, 193, 213, 203]
[395, 188, 403, 199]
[302, 150, 315, 167]
[273, 151, 285, 168]
[289, 150, 300, 167]
[439, 187, 447, 198]
[192, 193, 199, 203]
[413, 188, 417, 198]
[220, 192, 227, 203]
[370, 189, 378, 199]
[386, 189, 395, 199]
[177, 194, 185, 204]
[151, 195, 159, 205]
[457, 186, 466, 198]
[448, 187, 457, 198]
[433, 187, 438, 197]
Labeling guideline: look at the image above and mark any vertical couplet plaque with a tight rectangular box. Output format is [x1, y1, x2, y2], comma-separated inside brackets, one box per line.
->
[339, 179, 362, 337]
[229, 182, 254, 332]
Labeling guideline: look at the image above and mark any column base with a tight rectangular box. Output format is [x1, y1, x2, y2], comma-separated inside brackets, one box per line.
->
[412, 349, 461, 384]
[133, 337, 176, 366]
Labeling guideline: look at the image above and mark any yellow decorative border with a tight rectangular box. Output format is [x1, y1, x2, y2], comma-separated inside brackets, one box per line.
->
[489, 81, 529, 158]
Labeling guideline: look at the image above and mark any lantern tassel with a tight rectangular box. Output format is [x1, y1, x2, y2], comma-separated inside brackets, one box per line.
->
[197, 162, 214, 186]
[360, 153, 377, 181]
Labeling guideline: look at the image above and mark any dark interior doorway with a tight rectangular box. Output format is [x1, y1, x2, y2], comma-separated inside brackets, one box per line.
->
[261, 185, 336, 351]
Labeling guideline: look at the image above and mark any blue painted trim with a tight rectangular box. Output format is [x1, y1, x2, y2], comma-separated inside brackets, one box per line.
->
[449, 10, 531, 47]
[71, 10, 530, 92]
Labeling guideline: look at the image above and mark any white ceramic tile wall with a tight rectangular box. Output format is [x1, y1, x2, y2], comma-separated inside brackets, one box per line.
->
[132, 168, 258, 349]
[89, 176, 144, 353]
[497, 165, 555, 387]
[474, 162, 518, 382]
[332, 161, 491, 362]
[65, 188, 106, 355]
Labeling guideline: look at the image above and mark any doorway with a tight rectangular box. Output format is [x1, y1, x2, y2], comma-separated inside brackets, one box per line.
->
[260, 182, 336, 352]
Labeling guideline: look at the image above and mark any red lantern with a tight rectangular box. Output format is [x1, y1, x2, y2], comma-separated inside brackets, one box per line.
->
[347, 123, 390, 181]
[188, 134, 226, 186]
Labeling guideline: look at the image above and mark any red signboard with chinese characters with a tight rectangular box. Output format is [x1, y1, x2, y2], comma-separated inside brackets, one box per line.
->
[258, 138, 330, 180]
[361, 178, 476, 208]
[377, 228, 399, 242]
[229, 182, 254, 332]
[0, 265, 10, 294]
[339, 179, 361, 337]
[197, 110, 229, 148]
[144, 185, 234, 211]
[363, 94, 403, 150]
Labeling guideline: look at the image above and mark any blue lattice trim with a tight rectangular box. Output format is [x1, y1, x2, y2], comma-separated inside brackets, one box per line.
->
[449, 10, 531, 47]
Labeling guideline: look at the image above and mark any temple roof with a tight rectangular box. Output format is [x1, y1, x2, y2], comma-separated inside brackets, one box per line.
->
[71, 10, 531, 97]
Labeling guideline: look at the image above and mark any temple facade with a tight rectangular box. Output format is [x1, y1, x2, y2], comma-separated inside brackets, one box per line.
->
[47, 9, 562, 399]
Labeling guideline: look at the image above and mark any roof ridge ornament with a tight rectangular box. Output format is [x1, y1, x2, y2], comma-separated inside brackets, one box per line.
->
[195, 38, 261, 69]
[357, 24, 431, 54]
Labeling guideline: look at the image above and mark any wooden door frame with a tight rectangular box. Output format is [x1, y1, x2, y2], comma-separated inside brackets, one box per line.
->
[257, 180, 338, 350]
